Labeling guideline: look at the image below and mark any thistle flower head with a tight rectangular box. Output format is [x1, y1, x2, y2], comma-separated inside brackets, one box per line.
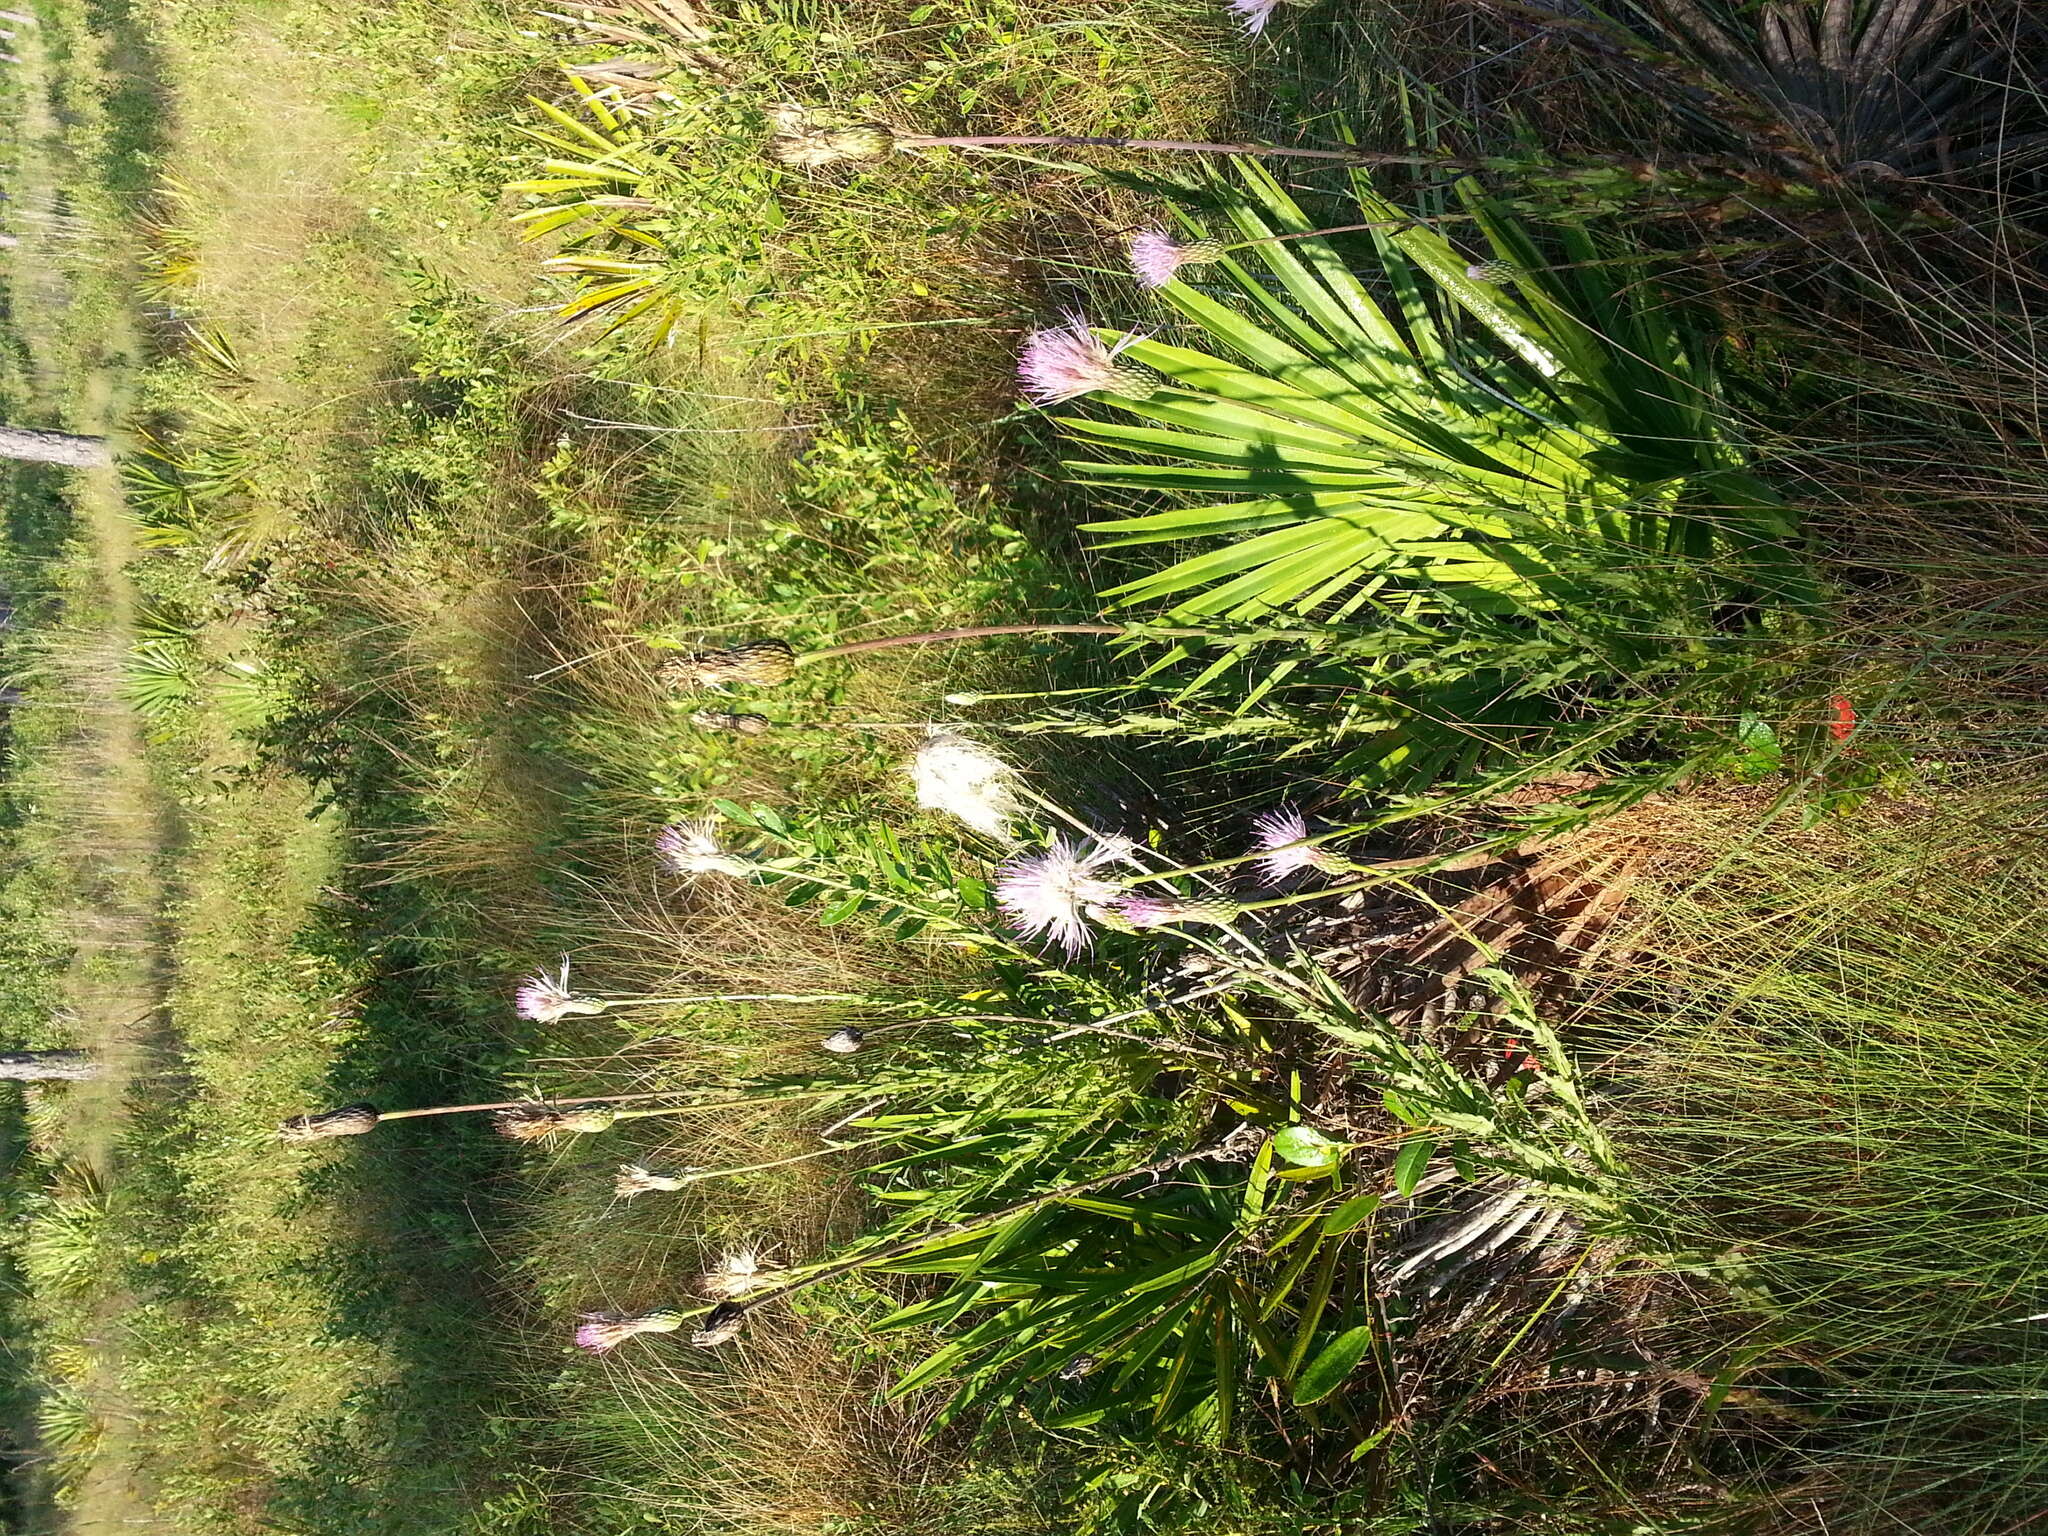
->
[994, 835, 1132, 956]
[615, 1162, 689, 1200]
[910, 730, 1023, 840]
[767, 105, 896, 167]
[691, 1301, 748, 1348]
[278, 1103, 381, 1143]
[1251, 806, 1348, 885]
[1018, 313, 1157, 406]
[574, 1305, 688, 1354]
[698, 1246, 777, 1300]
[1112, 894, 1241, 929]
[496, 1104, 619, 1142]
[1228, 0, 1283, 33]
[1127, 229, 1226, 289]
[656, 818, 752, 879]
[667, 639, 798, 691]
[690, 709, 772, 735]
[1229, 0, 1313, 33]
[515, 960, 609, 1024]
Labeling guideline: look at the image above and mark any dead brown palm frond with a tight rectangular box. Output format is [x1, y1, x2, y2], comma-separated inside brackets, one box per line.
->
[1306, 816, 1648, 1045]
[1498, 0, 2047, 187]
[537, 0, 738, 86]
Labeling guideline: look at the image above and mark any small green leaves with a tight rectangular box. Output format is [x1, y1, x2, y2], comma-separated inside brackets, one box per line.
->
[1732, 712, 1784, 778]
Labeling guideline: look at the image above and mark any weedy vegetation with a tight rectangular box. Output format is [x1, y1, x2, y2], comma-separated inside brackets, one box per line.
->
[0, 0, 2042, 1533]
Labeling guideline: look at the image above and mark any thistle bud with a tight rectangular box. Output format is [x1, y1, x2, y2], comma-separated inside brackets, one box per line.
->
[691, 1301, 748, 1348]
[665, 639, 798, 691]
[820, 1026, 865, 1055]
[575, 1305, 689, 1353]
[1128, 230, 1229, 290]
[690, 710, 772, 735]
[1112, 895, 1242, 929]
[279, 1103, 381, 1143]
[495, 1104, 619, 1142]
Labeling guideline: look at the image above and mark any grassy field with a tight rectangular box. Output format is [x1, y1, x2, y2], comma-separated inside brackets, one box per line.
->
[2, 0, 2044, 1533]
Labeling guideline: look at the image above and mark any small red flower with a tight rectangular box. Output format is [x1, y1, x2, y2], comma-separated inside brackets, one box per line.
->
[1828, 695, 1857, 742]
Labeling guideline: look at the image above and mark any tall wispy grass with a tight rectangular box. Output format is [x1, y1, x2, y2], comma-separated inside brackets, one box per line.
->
[1591, 789, 2048, 1533]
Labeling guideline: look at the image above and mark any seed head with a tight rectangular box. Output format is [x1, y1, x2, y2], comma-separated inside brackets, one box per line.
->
[1251, 806, 1349, 885]
[1127, 229, 1226, 289]
[1112, 894, 1242, 929]
[495, 1104, 619, 1142]
[820, 1026, 866, 1055]
[656, 818, 752, 879]
[516, 960, 609, 1024]
[279, 1103, 381, 1143]
[691, 1301, 748, 1348]
[575, 1305, 688, 1354]
[615, 1163, 689, 1200]
[994, 835, 1133, 956]
[698, 1247, 777, 1300]
[1018, 313, 1158, 406]
[767, 106, 896, 168]
[910, 729, 1023, 840]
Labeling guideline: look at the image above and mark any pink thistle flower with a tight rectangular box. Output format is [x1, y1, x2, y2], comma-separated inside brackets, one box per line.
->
[994, 835, 1130, 956]
[1228, 0, 1284, 34]
[1127, 230, 1226, 290]
[515, 960, 608, 1023]
[1129, 230, 1189, 289]
[1251, 806, 1348, 885]
[1018, 313, 1156, 406]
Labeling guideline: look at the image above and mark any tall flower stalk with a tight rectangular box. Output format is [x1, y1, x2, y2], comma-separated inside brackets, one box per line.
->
[277, 1087, 845, 1143]
[766, 108, 1473, 172]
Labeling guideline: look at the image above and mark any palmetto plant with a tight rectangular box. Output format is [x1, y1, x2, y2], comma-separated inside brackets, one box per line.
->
[1551, 0, 2048, 184]
[120, 638, 200, 719]
[1068, 159, 1802, 625]
[121, 399, 270, 565]
[507, 75, 704, 348]
[1029, 162, 1816, 793]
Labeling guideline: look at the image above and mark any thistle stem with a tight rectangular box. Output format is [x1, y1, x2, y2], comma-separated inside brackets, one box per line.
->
[377, 1087, 843, 1122]
[897, 135, 1476, 170]
[796, 622, 1327, 664]
[1219, 215, 1475, 252]
[594, 991, 873, 1008]
[1123, 828, 1536, 885]
[1224, 848, 1518, 914]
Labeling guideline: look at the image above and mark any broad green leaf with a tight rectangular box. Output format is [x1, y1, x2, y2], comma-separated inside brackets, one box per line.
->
[1273, 1124, 1344, 1167]
[1392, 1137, 1436, 1197]
[1324, 1192, 1382, 1235]
[1293, 1324, 1376, 1405]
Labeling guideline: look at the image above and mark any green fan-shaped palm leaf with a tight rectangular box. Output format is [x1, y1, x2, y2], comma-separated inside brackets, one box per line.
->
[1071, 159, 1799, 623]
